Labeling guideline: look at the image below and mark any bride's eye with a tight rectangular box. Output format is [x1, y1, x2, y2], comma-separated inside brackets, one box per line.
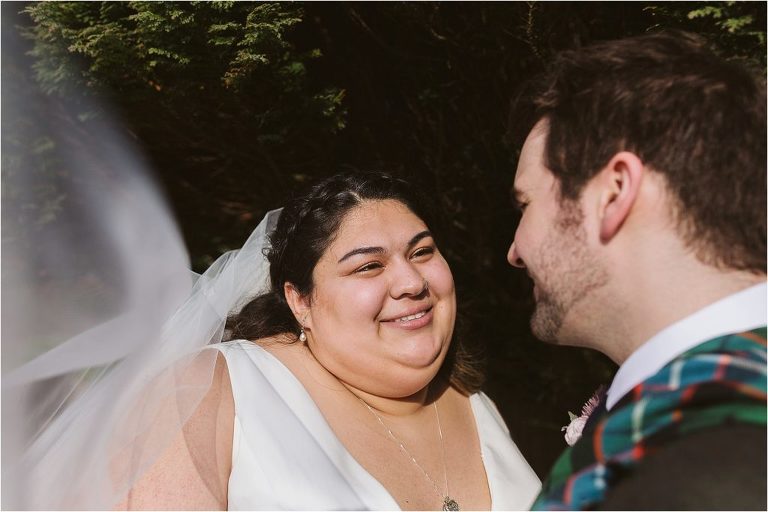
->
[411, 246, 434, 260]
[355, 261, 383, 273]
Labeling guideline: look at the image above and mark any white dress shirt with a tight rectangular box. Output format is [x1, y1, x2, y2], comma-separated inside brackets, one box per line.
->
[606, 282, 767, 410]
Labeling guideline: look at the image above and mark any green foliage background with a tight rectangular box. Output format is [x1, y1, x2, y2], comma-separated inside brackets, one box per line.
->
[5, 1, 765, 476]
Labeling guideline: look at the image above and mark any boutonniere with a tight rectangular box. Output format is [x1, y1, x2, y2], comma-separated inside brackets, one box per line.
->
[561, 386, 606, 446]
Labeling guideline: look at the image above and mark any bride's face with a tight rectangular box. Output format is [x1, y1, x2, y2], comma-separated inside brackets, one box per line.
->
[303, 199, 456, 398]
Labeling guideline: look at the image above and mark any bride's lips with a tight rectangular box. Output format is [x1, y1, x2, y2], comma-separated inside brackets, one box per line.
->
[380, 306, 434, 330]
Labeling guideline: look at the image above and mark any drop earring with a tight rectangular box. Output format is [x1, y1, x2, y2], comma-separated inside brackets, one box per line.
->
[299, 312, 309, 342]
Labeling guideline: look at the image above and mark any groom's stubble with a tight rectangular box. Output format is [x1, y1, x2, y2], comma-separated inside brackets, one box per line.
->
[528, 201, 609, 345]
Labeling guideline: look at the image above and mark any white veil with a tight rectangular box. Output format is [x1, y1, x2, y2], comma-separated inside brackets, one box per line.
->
[2, 28, 280, 509]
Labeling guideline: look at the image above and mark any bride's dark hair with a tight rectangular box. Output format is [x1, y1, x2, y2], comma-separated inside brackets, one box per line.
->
[225, 171, 483, 393]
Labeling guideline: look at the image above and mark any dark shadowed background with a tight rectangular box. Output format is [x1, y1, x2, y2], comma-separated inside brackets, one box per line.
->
[3, 1, 765, 477]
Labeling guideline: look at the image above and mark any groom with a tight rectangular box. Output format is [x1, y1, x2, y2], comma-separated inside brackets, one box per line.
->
[508, 32, 766, 510]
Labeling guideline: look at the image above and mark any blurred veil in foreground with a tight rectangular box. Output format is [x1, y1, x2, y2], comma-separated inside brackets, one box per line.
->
[2, 11, 274, 509]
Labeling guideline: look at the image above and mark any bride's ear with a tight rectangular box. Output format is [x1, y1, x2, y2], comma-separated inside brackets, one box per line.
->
[284, 282, 312, 328]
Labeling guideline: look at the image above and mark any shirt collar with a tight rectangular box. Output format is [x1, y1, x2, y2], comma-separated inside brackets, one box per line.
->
[606, 282, 767, 410]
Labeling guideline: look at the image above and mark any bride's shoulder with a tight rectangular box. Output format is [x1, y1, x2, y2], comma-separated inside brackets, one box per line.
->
[218, 333, 298, 352]
[214, 334, 307, 366]
[214, 334, 323, 392]
[120, 343, 235, 509]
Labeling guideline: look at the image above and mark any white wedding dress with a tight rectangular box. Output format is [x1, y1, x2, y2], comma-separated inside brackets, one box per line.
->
[215, 340, 541, 510]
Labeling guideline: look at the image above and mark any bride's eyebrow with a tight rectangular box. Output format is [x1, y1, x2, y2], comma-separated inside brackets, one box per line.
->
[337, 230, 433, 264]
[407, 230, 433, 249]
[337, 245, 385, 263]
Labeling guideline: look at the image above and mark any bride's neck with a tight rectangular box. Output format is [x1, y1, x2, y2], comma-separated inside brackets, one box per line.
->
[341, 382, 436, 418]
[293, 338, 444, 417]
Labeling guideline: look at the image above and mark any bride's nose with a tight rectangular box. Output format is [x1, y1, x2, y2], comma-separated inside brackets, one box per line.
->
[390, 262, 427, 298]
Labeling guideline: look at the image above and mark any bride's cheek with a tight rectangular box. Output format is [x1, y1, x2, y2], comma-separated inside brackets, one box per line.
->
[349, 284, 387, 320]
[428, 264, 455, 296]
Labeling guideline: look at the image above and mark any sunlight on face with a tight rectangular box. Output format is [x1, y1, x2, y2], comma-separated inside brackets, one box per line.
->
[508, 120, 608, 345]
[305, 199, 456, 398]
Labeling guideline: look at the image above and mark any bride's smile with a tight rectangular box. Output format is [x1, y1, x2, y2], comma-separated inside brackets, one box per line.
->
[295, 198, 457, 398]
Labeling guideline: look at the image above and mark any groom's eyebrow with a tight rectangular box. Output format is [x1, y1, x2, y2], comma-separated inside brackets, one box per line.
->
[512, 188, 528, 208]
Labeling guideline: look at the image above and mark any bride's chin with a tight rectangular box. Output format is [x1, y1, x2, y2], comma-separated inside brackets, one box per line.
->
[393, 333, 448, 366]
[386, 361, 446, 398]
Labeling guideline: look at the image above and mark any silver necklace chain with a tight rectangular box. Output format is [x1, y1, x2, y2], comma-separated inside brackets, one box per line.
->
[358, 397, 460, 511]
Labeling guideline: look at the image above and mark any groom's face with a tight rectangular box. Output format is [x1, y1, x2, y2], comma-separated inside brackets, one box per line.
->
[508, 121, 608, 345]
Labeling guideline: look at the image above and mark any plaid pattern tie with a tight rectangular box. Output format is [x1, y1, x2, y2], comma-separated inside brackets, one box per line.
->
[532, 327, 767, 510]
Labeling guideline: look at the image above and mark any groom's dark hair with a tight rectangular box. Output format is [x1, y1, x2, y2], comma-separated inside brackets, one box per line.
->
[529, 30, 766, 274]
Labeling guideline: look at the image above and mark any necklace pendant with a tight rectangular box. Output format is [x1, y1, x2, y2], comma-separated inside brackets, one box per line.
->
[442, 496, 460, 511]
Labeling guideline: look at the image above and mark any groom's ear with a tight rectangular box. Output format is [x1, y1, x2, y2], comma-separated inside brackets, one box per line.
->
[284, 282, 312, 328]
[596, 151, 644, 242]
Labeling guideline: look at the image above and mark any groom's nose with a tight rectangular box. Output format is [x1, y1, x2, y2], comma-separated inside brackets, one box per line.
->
[507, 241, 526, 268]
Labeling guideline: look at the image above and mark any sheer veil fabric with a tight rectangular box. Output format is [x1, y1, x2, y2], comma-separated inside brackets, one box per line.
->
[3, 162, 280, 508]
[2, 34, 281, 506]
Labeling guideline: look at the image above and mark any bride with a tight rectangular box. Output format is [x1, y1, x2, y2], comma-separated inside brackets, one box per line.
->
[120, 172, 539, 510]
[2, 80, 539, 508]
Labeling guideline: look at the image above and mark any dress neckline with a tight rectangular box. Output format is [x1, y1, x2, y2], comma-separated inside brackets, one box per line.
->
[218, 340, 498, 510]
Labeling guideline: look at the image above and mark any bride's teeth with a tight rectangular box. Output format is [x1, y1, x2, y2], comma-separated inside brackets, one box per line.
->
[397, 311, 426, 322]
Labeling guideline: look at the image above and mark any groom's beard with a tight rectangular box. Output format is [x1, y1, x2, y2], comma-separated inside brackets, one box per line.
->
[529, 205, 608, 344]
